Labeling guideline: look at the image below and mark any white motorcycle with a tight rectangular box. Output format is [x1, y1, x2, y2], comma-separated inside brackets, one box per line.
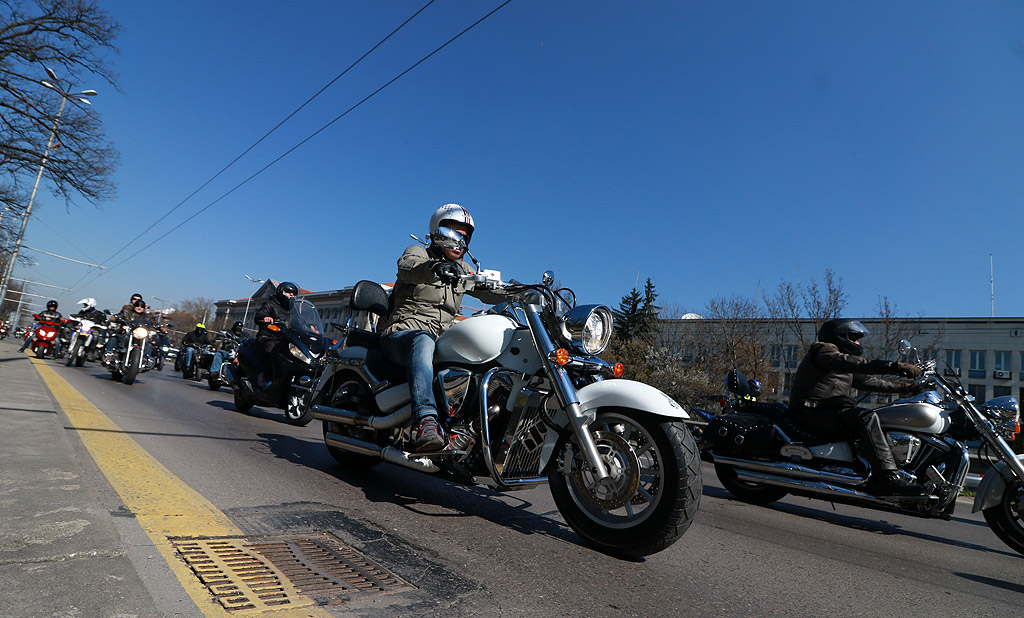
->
[64, 317, 99, 367]
[311, 258, 701, 558]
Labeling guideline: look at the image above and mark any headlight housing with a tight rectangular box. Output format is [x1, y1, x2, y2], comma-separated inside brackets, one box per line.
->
[132, 327, 149, 339]
[288, 343, 312, 364]
[982, 395, 1020, 440]
[561, 304, 614, 355]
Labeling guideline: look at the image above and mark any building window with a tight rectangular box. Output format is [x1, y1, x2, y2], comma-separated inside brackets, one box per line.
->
[769, 345, 782, 368]
[785, 345, 799, 368]
[969, 350, 986, 379]
[945, 349, 962, 372]
[995, 351, 1012, 372]
[993, 386, 1012, 398]
[967, 383, 986, 402]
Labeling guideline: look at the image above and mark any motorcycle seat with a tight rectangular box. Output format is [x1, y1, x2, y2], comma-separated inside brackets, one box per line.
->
[346, 329, 380, 350]
[364, 346, 407, 385]
[776, 416, 846, 444]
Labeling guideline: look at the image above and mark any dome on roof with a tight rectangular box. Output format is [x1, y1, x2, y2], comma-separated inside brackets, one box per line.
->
[681, 313, 704, 320]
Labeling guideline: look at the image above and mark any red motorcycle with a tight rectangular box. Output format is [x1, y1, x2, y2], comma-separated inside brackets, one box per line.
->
[29, 315, 62, 358]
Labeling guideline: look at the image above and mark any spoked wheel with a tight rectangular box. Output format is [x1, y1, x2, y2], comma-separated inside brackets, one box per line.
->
[982, 480, 1024, 556]
[714, 461, 789, 504]
[321, 380, 381, 469]
[65, 340, 82, 367]
[548, 409, 702, 558]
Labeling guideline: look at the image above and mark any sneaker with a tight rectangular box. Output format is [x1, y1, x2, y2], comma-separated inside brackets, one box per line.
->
[414, 416, 446, 453]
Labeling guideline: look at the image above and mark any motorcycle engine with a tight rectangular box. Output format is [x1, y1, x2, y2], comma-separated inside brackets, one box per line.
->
[887, 432, 921, 466]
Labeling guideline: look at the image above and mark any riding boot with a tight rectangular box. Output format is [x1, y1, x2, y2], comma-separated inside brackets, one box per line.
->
[845, 408, 922, 496]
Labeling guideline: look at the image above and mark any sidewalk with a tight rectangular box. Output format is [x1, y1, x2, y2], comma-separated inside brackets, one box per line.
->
[0, 340, 161, 618]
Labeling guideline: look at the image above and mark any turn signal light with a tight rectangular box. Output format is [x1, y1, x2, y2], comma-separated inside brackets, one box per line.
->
[613, 362, 624, 377]
[555, 348, 570, 365]
[267, 324, 281, 332]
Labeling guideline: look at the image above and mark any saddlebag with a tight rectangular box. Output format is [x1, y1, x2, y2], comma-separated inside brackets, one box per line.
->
[706, 413, 775, 454]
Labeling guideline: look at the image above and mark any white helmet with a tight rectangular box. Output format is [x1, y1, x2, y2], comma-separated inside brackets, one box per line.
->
[78, 297, 97, 310]
[429, 203, 474, 245]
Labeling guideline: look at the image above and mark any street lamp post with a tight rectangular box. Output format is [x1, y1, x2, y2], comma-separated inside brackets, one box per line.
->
[152, 296, 167, 321]
[242, 275, 263, 330]
[0, 68, 96, 316]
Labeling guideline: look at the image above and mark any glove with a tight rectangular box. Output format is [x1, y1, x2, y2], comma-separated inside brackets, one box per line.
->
[895, 362, 922, 378]
[432, 261, 460, 286]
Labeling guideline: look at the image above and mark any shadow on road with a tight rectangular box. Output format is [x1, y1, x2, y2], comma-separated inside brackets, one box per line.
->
[707, 485, 1020, 558]
[953, 572, 1024, 593]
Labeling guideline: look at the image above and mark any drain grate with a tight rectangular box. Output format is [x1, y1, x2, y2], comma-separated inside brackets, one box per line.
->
[171, 532, 413, 611]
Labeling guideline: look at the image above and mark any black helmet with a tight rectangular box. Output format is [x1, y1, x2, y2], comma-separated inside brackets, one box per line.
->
[132, 299, 146, 309]
[46, 300, 58, 310]
[130, 293, 143, 303]
[275, 281, 299, 305]
[231, 320, 244, 334]
[817, 319, 869, 356]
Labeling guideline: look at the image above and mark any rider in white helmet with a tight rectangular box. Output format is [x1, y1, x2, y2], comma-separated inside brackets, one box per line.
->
[380, 203, 503, 452]
[74, 298, 106, 323]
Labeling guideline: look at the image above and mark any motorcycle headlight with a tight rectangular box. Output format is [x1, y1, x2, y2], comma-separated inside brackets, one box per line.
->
[288, 343, 312, 364]
[561, 304, 613, 355]
[132, 327, 149, 339]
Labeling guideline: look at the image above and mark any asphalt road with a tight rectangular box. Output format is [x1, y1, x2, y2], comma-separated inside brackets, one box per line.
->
[6, 342, 1024, 617]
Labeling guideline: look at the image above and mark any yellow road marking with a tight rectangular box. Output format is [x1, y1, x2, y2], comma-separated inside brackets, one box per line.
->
[29, 356, 333, 617]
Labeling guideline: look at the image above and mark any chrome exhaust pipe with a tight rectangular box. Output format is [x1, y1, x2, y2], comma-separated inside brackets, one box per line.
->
[313, 403, 412, 429]
[734, 469, 876, 501]
[324, 431, 439, 473]
[713, 454, 867, 486]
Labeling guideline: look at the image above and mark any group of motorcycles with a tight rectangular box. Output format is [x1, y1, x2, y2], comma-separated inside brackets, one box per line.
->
[10, 233, 1024, 560]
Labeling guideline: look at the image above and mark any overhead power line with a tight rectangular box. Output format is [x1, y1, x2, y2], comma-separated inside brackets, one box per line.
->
[74, 0, 513, 293]
[99, 0, 440, 267]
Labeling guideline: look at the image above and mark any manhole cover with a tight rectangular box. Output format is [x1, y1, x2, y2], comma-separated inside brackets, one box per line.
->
[171, 532, 414, 611]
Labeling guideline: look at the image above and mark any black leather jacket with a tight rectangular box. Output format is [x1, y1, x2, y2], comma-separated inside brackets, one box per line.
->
[789, 342, 913, 409]
[37, 309, 63, 323]
[182, 329, 211, 348]
[254, 298, 290, 339]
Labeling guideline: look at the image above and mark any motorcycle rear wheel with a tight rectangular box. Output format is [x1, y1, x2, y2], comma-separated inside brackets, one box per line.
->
[548, 409, 701, 558]
[321, 380, 381, 469]
[714, 461, 789, 504]
[982, 481, 1024, 556]
[208, 375, 220, 391]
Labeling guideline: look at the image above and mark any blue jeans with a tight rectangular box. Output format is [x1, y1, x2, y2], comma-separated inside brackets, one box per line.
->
[380, 330, 437, 421]
[181, 346, 196, 368]
[209, 350, 229, 374]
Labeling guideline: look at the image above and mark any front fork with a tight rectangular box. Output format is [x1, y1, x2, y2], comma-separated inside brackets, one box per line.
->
[524, 305, 610, 483]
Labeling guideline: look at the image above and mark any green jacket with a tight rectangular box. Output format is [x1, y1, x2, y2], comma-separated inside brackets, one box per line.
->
[381, 244, 502, 338]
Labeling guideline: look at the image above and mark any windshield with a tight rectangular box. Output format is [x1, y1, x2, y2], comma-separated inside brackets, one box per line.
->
[289, 299, 326, 353]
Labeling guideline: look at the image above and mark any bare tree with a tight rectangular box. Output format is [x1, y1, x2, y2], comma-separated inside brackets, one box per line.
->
[0, 0, 121, 236]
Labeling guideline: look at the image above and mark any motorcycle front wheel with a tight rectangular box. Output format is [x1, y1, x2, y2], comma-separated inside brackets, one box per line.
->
[233, 388, 254, 413]
[982, 480, 1024, 556]
[548, 409, 701, 558]
[65, 340, 82, 367]
[123, 348, 142, 385]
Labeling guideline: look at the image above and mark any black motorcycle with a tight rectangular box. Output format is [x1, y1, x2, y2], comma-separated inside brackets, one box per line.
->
[706, 345, 1024, 557]
[225, 298, 324, 426]
[208, 333, 240, 391]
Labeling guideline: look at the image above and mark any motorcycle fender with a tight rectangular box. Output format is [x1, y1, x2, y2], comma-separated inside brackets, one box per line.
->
[577, 379, 691, 421]
[972, 455, 1024, 513]
[539, 379, 690, 472]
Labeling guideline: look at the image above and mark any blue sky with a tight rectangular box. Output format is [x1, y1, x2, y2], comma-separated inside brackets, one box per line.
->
[14, 1, 1024, 319]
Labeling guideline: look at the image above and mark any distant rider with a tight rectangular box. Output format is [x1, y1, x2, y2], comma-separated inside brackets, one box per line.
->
[180, 323, 212, 371]
[104, 298, 149, 359]
[20, 300, 63, 353]
[380, 204, 505, 452]
[789, 318, 924, 496]
[209, 321, 245, 377]
[73, 298, 107, 323]
[254, 281, 298, 387]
